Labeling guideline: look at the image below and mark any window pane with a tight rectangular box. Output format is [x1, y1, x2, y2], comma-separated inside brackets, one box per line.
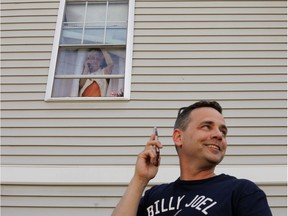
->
[61, 2, 86, 44]
[65, 2, 86, 22]
[61, 1, 128, 45]
[106, 27, 127, 44]
[86, 2, 106, 22]
[83, 2, 106, 44]
[106, 2, 128, 44]
[55, 47, 126, 75]
[83, 28, 105, 44]
[107, 2, 128, 22]
[52, 78, 124, 97]
[55, 48, 87, 76]
[52, 47, 126, 97]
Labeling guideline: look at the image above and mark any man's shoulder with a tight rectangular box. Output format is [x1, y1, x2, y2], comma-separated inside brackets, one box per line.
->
[221, 174, 258, 186]
[220, 174, 264, 196]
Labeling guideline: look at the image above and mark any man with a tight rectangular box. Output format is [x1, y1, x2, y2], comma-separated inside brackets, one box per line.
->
[112, 100, 272, 216]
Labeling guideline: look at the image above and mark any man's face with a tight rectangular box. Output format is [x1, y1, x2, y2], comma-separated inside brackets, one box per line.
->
[177, 107, 228, 168]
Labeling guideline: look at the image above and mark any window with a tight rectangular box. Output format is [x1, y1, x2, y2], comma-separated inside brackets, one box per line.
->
[45, 0, 134, 100]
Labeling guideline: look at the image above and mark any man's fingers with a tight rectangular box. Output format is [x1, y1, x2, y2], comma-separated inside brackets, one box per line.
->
[139, 146, 159, 166]
[146, 135, 162, 149]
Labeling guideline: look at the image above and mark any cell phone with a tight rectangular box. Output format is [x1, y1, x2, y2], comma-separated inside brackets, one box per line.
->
[153, 127, 160, 166]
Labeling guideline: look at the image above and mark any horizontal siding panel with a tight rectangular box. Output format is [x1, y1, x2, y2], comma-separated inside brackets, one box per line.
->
[1, 9, 59, 17]
[132, 83, 286, 91]
[132, 74, 286, 83]
[1, 45, 53, 52]
[132, 67, 286, 74]
[3, 184, 285, 197]
[1, 0, 59, 2]
[135, 8, 286, 15]
[134, 36, 287, 43]
[135, 14, 287, 22]
[2, 145, 286, 156]
[2, 67, 285, 76]
[1, 127, 286, 137]
[260, 185, 288, 196]
[2, 196, 118, 207]
[1, 92, 287, 101]
[130, 92, 287, 100]
[2, 90, 286, 101]
[1, 30, 55, 38]
[1, 2, 59, 10]
[131, 89, 286, 101]
[1, 85, 46, 93]
[1, 16, 57, 23]
[133, 43, 286, 51]
[132, 51, 287, 59]
[271, 208, 288, 216]
[1, 52, 52, 60]
[3, 207, 285, 216]
[1, 136, 286, 146]
[135, 21, 287, 29]
[1, 185, 126, 196]
[1, 74, 286, 84]
[136, 1, 287, 8]
[2, 37, 55, 45]
[1, 81, 286, 90]
[2, 51, 287, 59]
[1, 68, 50, 76]
[134, 28, 286, 36]
[1, 81, 284, 93]
[3, 194, 287, 208]
[1, 155, 286, 165]
[1, 207, 114, 216]
[2, 77, 47, 85]
[2, 117, 286, 127]
[1, 108, 286, 118]
[1, 60, 51, 68]
[1, 23, 57, 31]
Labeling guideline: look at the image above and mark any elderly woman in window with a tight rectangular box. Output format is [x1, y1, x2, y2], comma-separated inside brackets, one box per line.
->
[79, 48, 113, 97]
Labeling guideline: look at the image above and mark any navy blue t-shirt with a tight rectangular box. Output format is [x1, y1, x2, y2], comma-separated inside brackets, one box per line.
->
[137, 174, 272, 216]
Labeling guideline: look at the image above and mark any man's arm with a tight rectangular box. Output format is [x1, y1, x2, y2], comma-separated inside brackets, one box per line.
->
[235, 180, 272, 216]
[112, 133, 162, 216]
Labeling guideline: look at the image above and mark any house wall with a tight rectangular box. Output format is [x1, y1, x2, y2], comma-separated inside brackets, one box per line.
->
[1, 0, 287, 215]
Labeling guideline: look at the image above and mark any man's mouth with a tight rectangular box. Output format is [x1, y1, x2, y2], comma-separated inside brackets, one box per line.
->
[205, 144, 220, 151]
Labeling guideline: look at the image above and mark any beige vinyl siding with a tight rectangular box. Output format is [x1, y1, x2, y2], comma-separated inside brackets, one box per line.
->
[1, 0, 287, 215]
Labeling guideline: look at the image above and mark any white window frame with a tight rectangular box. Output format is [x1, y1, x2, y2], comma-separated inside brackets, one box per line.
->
[45, 0, 135, 101]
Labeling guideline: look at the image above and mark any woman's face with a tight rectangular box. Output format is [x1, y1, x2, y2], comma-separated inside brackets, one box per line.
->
[88, 51, 102, 71]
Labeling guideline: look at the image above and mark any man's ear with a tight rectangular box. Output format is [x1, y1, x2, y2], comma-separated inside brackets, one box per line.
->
[173, 129, 183, 148]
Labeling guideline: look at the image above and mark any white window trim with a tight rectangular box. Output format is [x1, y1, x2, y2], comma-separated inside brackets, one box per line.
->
[45, 0, 135, 101]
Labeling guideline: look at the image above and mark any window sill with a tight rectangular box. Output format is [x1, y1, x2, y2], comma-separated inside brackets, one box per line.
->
[44, 96, 130, 102]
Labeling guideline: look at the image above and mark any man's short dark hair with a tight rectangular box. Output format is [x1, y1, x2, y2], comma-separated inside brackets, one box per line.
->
[174, 100, 223, 130]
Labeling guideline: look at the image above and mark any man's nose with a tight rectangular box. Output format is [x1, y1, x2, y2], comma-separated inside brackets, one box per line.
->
[211, 128, 223, 140]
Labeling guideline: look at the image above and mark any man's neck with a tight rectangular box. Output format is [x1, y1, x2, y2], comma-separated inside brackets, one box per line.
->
[179, 166, 216, 181]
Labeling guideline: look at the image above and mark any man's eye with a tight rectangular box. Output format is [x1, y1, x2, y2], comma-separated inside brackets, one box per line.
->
[221, 130, 227, 136]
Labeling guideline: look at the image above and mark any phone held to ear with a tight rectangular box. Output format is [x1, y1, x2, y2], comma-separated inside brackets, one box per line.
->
[153, 127, 160, 166]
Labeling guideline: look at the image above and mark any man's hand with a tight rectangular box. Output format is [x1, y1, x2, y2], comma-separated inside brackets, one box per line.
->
[112, 133, 163, 216]
[134, 133, 163, 184]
